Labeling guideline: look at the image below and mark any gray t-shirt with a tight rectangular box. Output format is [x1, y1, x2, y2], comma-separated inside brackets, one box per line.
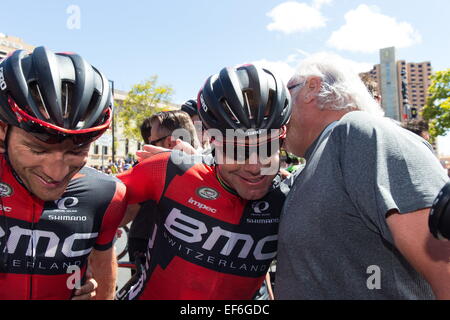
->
[275, 111, 448, 300]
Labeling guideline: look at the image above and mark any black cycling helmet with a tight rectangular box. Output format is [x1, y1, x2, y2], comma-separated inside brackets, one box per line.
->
[181, 99, 198, 118]
[198, 64, 291, 143]
[429, 181, 450, 240]
[0, 46, 112, 145]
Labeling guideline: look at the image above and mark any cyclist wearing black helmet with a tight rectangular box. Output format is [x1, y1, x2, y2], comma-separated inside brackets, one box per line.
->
[180, 99, 199, 120]
[0, 47, 126, 299]
[116, 64, 295, 300]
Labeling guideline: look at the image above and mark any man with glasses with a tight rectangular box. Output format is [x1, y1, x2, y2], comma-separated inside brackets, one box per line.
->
[275, 53, 450, 299]
[0, 47, 126, 299]
[148, 110, 200, 149]
[116, 64, 293, 300]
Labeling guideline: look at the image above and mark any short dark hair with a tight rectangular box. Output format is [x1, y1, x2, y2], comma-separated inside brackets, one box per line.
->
[150, 110, 199, 149]
[140, 118, 152, 144]
[402, 120, 429, 137]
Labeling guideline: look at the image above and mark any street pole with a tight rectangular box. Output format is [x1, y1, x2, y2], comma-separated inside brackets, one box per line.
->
[109, 80, 116, 164]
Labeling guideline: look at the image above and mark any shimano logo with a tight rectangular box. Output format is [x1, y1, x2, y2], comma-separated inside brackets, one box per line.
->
[48, 215, 87, 222]
[0, 67, 6, 90]
[55, 197, 79, 210]
[164, 208, 277, 261]
[188, 197, 217, 213]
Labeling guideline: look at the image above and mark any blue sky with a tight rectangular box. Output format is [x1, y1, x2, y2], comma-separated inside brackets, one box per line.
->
[2, 0, 450, 151]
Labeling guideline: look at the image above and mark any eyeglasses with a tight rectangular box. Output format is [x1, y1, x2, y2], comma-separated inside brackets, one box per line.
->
[150, 135, 170, 146]
[9, 97, 112, 146]
[218, 140, 282, 163]
[287, 82, 303, 91]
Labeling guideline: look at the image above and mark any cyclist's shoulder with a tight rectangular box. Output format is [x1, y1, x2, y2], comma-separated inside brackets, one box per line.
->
[79, 166, 122, 183]
[67, 166, 125, 199]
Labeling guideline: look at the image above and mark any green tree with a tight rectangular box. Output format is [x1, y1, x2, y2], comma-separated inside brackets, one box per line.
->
[117, 76, 174, 141]
[422, 69, 450, 139]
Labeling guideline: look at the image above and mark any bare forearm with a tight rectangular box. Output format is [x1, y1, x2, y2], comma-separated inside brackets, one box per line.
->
[89, 248, 118, 300]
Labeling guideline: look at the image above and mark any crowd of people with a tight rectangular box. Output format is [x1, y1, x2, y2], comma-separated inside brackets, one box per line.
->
[92, 158, 135, 175]
[0, 45, 449, 301]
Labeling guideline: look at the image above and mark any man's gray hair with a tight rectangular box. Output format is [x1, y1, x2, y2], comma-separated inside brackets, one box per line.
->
[290, 53, 384, 116]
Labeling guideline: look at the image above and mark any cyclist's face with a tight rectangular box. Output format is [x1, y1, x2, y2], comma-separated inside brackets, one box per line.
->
[1, 126, 90, 201]
[216, 149, 280, 200]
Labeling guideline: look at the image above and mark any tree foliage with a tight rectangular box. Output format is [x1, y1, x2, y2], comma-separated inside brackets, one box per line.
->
[117, 76, 174, 141]
[422, 69, 450, 139]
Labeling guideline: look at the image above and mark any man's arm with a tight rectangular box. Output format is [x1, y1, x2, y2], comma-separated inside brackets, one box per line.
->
[387, 208, 450, 299]
[88, 247, 118, 300]
[119, 204, 141, 227]
[136, 139, 198, 162]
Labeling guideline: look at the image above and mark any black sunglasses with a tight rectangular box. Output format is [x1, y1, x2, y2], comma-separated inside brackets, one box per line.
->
[150, 135, 170, 146]
[20, 120, 108, 145]
[215, 139, 282, 163]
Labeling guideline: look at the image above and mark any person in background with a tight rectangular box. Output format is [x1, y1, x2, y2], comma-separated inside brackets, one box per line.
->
[149, 110, 200, 150]
[360, 73, 382, 105]
[403, 120, 431, 142]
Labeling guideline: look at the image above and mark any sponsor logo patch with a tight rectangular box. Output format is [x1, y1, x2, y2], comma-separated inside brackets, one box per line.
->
[0, 182, 13, 197]
[196, 187, 219, 200]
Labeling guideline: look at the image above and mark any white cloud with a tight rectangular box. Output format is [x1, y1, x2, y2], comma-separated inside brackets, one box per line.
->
[252, 59, 295, 83]
[327, 4, 422, 53]
[266, 1, 329, 34]
[252, 50, 373, 84]
[313, 0, 332, 9]
[346, 60, 374, 74]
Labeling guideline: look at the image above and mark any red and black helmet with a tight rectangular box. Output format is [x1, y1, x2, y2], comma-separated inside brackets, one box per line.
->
[197, 64, 291, 143]
[0, 46, 112, 144]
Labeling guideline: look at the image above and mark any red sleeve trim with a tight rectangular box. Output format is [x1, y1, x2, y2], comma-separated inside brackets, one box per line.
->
[95, 181, 127, 248]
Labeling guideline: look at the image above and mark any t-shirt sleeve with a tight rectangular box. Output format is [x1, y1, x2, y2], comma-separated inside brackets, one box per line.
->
[336, 115, 448, 244]
[117, 152, 170, 205]
[94, 180, 128, 251]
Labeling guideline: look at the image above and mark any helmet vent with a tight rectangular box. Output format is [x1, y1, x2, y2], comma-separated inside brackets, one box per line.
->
[222, 99, 240, 124]
[243, 90, 253, 120]
[61, 81, 74, 120]
[29, 82, 51, 121]
[265, 90, 275, 118]
[80, 91, 100, 127]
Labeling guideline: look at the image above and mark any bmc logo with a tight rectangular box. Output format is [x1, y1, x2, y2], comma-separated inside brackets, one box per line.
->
[0, 67, 6, 90]
[0, 225, 97, 258]
[164, 208, 277, 261]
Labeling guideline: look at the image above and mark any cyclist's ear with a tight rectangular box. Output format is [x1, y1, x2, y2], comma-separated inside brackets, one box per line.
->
[0, 122, 7, 153]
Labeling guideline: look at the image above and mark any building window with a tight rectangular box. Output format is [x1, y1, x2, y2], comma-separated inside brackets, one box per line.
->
[94, 145, 99, 154]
